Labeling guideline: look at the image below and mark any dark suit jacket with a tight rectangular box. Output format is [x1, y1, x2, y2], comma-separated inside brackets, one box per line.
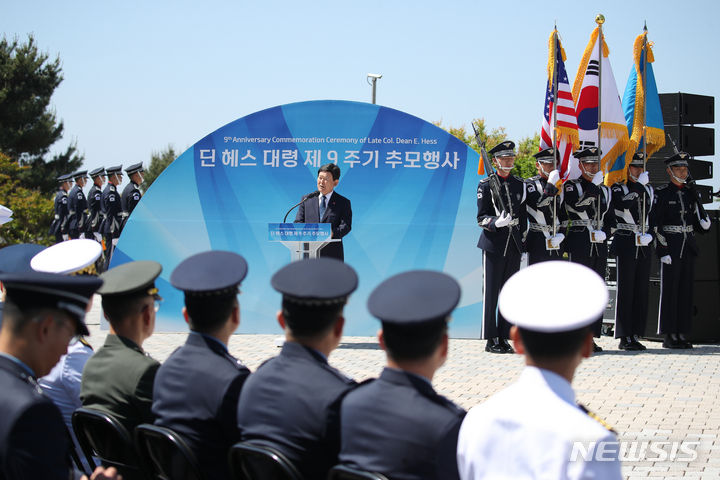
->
[339, 368, 465, 480]
[237, 342, 356, 480]
[80, 334, 159, 434]
[0, 355, 71, 480]
[153, 332, 250, 480]
[294, 191, 352, 261]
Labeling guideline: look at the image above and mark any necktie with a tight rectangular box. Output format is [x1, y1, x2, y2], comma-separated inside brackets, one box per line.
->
[319, 195, 327, 219]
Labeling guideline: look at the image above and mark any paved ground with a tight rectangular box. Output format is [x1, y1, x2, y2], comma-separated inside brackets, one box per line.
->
[85, 298, 720, 479]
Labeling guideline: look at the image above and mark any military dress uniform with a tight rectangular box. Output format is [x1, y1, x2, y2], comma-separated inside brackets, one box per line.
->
[87, 167, 106, 242]
[339, 270, 465, 480]
[153, 251, 251, 480]
[67, 171, 89, 240]
[80, 260, 163, 433]
[476, 141, 527, 353]
[609, 153, 654, 349]
[100, 165, 123, 269]
[457, 262, 622, 480]
[49, 174, 71, 243]
[120, 162, 144, 232]
[562, 148, 612, 339]
[525, 148, 564, 265]
[650, 153, 712, 348]
[237, 258, 358, 480]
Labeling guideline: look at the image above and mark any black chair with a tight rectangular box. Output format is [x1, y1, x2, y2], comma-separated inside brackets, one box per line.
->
[65, 424, 91, 476]
[134, 424, 205, 480]
[71, 407, 146, 480]
[228, 440, 302, 480]
[327, 465, 389, 480]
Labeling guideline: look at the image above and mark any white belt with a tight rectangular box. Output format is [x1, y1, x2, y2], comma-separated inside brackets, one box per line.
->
[529, 223, 552, 232]
[663, 225, 693, 233]
[566, 219, 599, 228]
[616, 222, 640, 233]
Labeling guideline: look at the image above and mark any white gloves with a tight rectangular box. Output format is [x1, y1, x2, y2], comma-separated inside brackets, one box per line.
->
[62, 234, 69, 241]
[591, 171, 605, 185]
[637, 172, 649, 185]
[521, 252, 528, 264]
[495, 211, 512, 228]
[700, 217, 711, 230]
[547, 170, 560, 186]
[591, 230, 606, 242]
[94, 232, 102, 242]
[638, 233, 653, 246]
[111, 238, 119, 246]
[550, 233, 565, 247]
[661, 255, 672, 265]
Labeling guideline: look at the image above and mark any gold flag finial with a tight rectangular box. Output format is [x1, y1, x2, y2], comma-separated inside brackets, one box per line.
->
[595, 14, 605, 25]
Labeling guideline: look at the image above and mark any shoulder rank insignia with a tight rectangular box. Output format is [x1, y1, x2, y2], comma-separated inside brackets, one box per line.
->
[578, 403, 617, 434]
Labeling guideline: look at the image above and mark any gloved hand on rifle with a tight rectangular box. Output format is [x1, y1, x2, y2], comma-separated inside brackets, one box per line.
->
[494, 211, 512, 228]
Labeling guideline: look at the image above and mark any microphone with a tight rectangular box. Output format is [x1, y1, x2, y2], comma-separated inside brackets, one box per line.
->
[283, 191, 320, 222]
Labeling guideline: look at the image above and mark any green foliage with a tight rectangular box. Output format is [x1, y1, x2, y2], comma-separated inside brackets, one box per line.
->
[435, 119, 540, 179]
[144, 145, 178, 188]
[512, 133, 541, 179]
[0, 35, 82, 196]
[0, 153, 54, 247]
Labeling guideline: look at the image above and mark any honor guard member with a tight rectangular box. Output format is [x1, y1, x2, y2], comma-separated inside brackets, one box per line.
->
[87, 167, 106, 242]
[476, 140, 527, 354]
[237, 258, 358, 480]
[68, 170, 89, 239]
[121, 162, 144, 232]
[80, 260, 162, 434]
[562, 147, 611, 352]
[525, 148, 565, 264]
[650, 152, 712, 349]
[0, 270, 101, 480]
[610, 152, 654, 350]
[154, 251, 251, 480]
[99, 165, 123, 270]
[339, 270, 466, 480]
[457, 262, 622, 480]
[49, 173, 72, 243]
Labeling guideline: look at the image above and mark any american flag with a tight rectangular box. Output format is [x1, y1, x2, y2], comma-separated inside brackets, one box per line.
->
[540, 32, 580, 182]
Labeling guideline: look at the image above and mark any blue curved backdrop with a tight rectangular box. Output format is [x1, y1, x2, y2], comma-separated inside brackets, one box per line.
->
[113, 100, 485, 337]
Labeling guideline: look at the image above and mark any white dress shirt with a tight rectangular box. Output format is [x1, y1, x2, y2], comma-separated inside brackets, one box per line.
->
[457, 366, 622, 480]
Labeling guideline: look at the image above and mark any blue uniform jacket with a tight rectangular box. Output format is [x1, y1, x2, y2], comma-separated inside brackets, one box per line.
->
[68, 184, 88, 237]
[100, 184, 122, 237]
[87, 184, 103, 234]
[609, 180, 654, 257]
[476, 174, 526, 255]
[339, 367, 465, 480]
[153, 332, 250, 480]
[294, 191, 352, 261]
[650, 183, 705, 259]
[48, 189, 69, 237]
[0, 355, 71, 480]
[120, 182, 142, 231]
[237, 341, 356, 480]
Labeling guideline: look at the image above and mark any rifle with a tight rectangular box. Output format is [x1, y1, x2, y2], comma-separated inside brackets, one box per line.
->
[666, 133, 709, 220]
[472, 123, 521, 252]
[472, 123, 507, 214]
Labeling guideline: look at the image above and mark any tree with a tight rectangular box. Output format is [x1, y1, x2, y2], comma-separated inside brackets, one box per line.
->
[144, 145, 178, 188]
[436, 119, 539, 179]
[0, 153, 54, 247]
[0, 35, 82, 195]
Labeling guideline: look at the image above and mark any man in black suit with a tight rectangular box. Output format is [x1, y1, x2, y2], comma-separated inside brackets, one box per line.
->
[294, 163, 352, 261]
[153, 250, 251, 480]
[0, 270, 102, 479]
[237, 258, 358, 480]
[339, 270, 466, 480]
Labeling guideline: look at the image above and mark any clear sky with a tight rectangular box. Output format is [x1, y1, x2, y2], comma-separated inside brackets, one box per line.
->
[3, 0, 719, 193]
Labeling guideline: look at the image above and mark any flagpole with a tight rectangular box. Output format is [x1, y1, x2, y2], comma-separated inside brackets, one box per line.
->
[594, 14, 605, 246]
[551, 26, 560, 237]
[641, 22, 649, 235]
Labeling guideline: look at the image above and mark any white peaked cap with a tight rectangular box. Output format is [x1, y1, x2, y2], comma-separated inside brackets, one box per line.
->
[0, 205, 12, 225]
[499, 261, 608, 332]
[31, 239, 102, 275]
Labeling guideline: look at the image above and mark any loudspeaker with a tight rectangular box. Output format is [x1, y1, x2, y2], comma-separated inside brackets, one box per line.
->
[646, 158, 713, 183]
[655, 125, 715, 158]
[643, 280, 720, 343]
[660, 92, 714, 125]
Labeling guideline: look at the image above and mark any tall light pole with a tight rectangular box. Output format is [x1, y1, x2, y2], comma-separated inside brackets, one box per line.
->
[367, 73, 382, 104]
